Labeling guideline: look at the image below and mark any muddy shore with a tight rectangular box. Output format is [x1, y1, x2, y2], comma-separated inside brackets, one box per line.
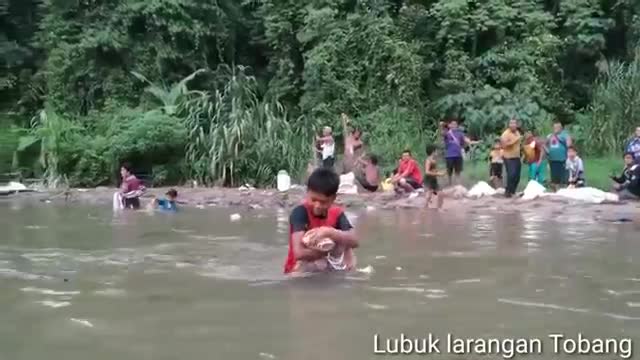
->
[2, 185, 639, 223]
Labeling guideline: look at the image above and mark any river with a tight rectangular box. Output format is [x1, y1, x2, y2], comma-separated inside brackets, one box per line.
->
[1, 201, 639, 360]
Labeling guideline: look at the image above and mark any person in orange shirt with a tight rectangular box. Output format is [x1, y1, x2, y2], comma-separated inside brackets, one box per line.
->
[391, 149, 423, 193]
[500, 119, 522, 198]
[523, 131, 547, 185]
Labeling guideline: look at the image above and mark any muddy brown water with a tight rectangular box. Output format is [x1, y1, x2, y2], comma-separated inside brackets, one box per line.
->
[1, 201, 640, 360]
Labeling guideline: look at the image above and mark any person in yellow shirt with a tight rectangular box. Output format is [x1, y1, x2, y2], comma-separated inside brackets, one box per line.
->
[500, 118, 522, 198]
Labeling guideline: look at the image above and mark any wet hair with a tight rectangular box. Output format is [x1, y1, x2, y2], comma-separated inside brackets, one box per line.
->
[120, 162, 133, 172]
[166, 189, 178, 198]
[307, 168, 340, 197]
[425, 144, 437, 156]
[402, 149, 411, 156]
[568, 145, 578, 152]
[368, 154, 379, 165]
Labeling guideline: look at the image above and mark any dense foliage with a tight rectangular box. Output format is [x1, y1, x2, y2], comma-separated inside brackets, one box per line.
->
[1, 0, 639, 187]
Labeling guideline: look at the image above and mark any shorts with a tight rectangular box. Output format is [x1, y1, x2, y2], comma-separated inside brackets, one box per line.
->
[322, 156, 335, 169]
[404, 177, 422, 190]
[549, 161, 567, 184]
[355, 173, 378, 192]
[424, 175, 439, 193]
[490, 162, 503, 179]
[445, 157, 463, 176]
[124, 197, 140, 210]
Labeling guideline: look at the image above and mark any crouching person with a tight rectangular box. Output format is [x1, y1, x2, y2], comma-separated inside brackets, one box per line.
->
[612, 153, 640, 201]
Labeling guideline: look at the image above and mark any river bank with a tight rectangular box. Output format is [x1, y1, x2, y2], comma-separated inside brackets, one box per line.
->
[2, 185, 639, 222]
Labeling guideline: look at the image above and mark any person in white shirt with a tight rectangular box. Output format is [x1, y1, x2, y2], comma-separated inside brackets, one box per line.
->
[316, 126, 335, 170]
[565, 146, 585, 188]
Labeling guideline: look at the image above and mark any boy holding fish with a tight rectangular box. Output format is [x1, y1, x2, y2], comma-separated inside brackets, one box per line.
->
[283, 168, 359, 274]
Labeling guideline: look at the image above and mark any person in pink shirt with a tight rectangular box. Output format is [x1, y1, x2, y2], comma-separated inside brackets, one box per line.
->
[118, 162, 145, 209]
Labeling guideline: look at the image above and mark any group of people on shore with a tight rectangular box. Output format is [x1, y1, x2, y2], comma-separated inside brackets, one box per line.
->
[288, 119, 640, 275]
[312, 116, 640, 209]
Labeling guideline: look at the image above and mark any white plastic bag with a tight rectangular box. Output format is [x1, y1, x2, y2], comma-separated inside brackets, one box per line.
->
[522, 180, 546, 200]
[112, 192, 124, 211]
[337, 172, 358, 194]
[466, 181, 496, 198]
[553, 187, 619, 204]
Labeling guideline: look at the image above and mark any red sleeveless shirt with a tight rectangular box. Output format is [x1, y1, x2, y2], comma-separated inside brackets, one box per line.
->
[283, 203, 343, 274]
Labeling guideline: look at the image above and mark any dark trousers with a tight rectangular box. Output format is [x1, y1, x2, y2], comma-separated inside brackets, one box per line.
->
[504, 158, 521, 196]
[322, 156, 335, 170]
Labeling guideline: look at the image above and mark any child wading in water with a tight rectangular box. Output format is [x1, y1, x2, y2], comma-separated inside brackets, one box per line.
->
[424, 144, 446, 209]
[566, 146, 585, 188]
[148, 188, 178, 212]
[283, 168, 359, 275]
[489, 140, 503, 189]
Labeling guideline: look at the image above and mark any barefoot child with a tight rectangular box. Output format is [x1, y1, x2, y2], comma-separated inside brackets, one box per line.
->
[283, 168, 359, 275]
[566, 146, 585, 188]
[424, 144, 446, 209]
[489, 140, 503, 189]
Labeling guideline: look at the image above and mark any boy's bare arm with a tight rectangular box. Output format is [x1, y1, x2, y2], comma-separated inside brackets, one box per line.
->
[291, 231, 325, 261]
[324, 228, 359, 249]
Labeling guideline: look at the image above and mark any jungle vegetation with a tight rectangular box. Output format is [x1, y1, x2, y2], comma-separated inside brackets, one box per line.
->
[1, 0, 639, 187]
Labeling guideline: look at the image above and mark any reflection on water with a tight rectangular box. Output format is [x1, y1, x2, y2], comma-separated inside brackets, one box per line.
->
[1, 201, 640, 360]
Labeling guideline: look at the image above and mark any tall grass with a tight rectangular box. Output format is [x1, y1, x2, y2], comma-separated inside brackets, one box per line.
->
[578, 51, 640, 155]
[26, 107, 84, 188]
[181, 65, 317, 187]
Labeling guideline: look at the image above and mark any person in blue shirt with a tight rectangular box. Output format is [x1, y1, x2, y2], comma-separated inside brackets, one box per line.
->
[546, 121, 572, 191]
[148, 189, 178, 212]
[624, 127, 640, 163]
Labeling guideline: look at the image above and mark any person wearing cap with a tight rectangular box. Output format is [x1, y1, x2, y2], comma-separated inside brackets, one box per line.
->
[148, 189, 178, 212]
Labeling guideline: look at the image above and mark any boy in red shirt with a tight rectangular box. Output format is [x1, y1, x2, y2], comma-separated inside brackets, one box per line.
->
[391, 149, 423, 193]
[284, 168, 359, 275]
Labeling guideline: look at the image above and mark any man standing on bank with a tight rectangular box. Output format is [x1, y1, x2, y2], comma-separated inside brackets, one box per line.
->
[501, 118, 522, 198]
[546, 121, 572, 191]
[441, 119, 478, 186]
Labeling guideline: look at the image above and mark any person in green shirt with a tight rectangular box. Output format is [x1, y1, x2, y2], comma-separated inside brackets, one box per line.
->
[546, 122, 572, 191]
